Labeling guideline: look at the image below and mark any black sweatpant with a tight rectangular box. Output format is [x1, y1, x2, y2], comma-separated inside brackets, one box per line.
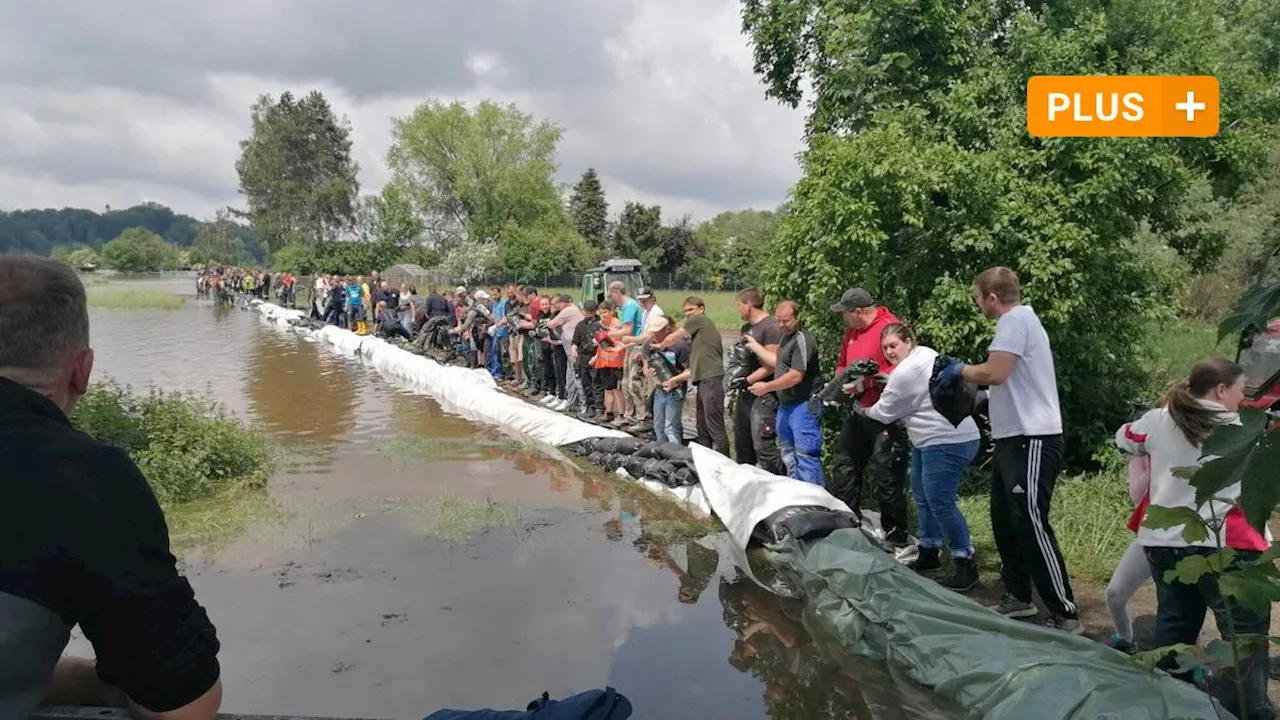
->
[828, 411, 910, 543]
[733, 392, 784, 474]
[553, 346, 568, 400]
[694, 378, 729, 456]
[990, 434, 1076, 618]
[577, 362, 601, 413]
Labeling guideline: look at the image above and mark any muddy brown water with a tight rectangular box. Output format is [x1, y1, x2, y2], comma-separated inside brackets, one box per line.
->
[68, 277, 959, 720]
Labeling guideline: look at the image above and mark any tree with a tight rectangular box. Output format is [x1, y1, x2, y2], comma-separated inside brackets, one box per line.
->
[270, 243, 318, 275]
[694, 209, 779, 284]
[65, 248, 101, 267]
[101, 228, 180, 272]
[386, 100, 564, 248]
[0, 203, 214, 256]
[494, 216, 595, 277]
[743, 0, 1280, 465]
[569, 168, 609, 253]
[651, 215, 706, 274]
[189, 209, 251, 266]
[236, 90, 360, 251]
[612, 202, 663, 264]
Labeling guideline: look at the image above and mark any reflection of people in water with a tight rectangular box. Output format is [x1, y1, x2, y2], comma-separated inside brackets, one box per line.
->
[719, 574, 886, 719]
[639, 539, 719, 605]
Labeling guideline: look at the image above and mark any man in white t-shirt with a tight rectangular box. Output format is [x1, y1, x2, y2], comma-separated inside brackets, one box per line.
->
[932, 266, 1078, 634]
[617, 287, 667, 432]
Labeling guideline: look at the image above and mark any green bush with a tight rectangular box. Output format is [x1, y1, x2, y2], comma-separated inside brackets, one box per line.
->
[73, 381, 271, 504]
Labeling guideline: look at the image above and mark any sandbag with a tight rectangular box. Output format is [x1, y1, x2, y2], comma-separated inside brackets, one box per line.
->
[586, 451, 604, 466]
[590, 437, 643, 455]
[813, 359, 881, 408]
[669, 466, 699, 488]
[655, 443, 693, 466]
[723, 338, 751, 393]
[424, 687, 633, 720]
[929, 355, 979, 427]
[751, 505, 860, 545]
[597, 453, 625, 471]
[632, 441, 664, 459]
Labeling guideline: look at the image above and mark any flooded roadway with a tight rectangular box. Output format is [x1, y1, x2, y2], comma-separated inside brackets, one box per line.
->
[73, 277, 958, 720]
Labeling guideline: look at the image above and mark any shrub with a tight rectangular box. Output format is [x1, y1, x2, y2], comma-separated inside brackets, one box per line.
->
[73, 381, 271, 504]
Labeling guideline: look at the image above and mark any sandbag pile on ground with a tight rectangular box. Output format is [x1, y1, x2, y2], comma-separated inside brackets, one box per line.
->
[564, 438, 699, 489]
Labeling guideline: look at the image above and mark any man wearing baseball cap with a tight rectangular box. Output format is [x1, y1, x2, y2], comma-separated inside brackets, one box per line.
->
[829, 288, 911, 547]
[619, 287, 667, 433]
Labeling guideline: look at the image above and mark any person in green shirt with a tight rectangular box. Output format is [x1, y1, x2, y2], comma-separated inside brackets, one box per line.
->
[657, 296, 728, 455]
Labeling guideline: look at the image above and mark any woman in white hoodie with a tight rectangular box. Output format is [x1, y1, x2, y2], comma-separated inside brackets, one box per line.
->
[855, 323, 982, 591]
[1115, 356, 1270, 719]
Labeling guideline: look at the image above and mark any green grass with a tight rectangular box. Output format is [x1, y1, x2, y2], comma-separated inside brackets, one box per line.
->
[373, 434, 529, 462]
[164, 483, 285, 559]
[86, 288, 184, 310]
[1142, 317, 1233, 393]
[544, 287, 743, 331]
[958, 468, 1132, 584]
[638, 517, 723, 545]
[426, 491, 526, 539]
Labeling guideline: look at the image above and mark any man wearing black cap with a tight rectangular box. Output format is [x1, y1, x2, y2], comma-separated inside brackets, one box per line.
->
[571, 300, 604, 417]
[829, 288, 911, 547]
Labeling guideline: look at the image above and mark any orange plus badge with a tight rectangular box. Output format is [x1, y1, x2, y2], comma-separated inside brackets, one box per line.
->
[1027, 76, 1219, 138]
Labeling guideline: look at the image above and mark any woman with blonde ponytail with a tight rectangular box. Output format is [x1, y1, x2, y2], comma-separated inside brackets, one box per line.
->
[1115, 356, 1271, 718]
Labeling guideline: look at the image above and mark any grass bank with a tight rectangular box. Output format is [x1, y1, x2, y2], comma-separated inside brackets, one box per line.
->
[73, 381, 275, 553]
[86, 288, 184, 310]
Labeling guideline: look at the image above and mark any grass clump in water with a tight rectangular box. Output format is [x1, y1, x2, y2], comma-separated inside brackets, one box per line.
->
[86, 288, 184, 310]
[375, 434, 528, 462]
[639, 517, 722, 545]
[427, 491, 525, 540]
[73, 381, 271, 503]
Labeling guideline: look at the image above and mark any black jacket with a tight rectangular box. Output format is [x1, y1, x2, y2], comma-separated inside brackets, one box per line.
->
[0, 378, 220, 716]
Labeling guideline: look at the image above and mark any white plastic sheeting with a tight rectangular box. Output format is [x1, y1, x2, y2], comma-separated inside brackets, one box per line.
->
[248, 300, 853, 545]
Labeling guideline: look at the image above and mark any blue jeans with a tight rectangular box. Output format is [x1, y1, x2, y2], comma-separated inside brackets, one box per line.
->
[911, 440, 979, 558]
[652, 388, 686, 445]
[1146, 546, 1272, 719]
[776, 400, 824, 485]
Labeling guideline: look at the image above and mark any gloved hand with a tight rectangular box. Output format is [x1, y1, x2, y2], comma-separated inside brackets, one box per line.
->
[932, 357, 966, 388]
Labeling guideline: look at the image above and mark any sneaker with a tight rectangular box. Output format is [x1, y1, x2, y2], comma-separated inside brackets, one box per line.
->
[629, 421, 653, 434]
[553, 399, 570, 411]
[1102, 633, 1135, 654]
[940, 557, 979, 593]
[907, 547, 941, 573]
[1042, 614, 1085, 635]
[539, 395, 556, 406]
[987, 593, 1037, 619]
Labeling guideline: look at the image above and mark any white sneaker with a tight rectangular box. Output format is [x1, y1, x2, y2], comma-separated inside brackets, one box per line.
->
[553, 399, 569, 411]
[539, 395, 555, 405]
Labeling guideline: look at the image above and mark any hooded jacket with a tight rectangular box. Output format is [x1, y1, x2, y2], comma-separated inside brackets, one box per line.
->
[835, 306, 900, 407]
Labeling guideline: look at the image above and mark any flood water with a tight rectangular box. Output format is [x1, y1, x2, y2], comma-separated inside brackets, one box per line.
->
[72, 276, 957, 720]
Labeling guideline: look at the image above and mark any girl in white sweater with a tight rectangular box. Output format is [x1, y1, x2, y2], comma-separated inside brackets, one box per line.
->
[855, 323, 982, 591]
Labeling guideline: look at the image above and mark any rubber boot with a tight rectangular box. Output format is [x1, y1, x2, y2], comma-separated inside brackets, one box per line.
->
[907, 547, 941, 573]
[941, 556, 979, 593]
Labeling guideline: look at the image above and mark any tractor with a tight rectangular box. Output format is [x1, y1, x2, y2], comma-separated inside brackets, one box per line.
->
[1237, 316, 1280, 413]
[581, 258, 647, 307]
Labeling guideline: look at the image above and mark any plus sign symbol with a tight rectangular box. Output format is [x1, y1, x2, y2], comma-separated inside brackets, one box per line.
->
[1175, 90, 1206, 123]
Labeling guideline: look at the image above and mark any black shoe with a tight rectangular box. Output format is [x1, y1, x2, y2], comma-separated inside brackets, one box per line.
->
[907, 547, 942, 573]
[941, 557, 979, 593]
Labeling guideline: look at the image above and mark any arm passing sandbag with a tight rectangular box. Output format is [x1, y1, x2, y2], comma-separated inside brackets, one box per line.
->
[928, 355, 980, 427]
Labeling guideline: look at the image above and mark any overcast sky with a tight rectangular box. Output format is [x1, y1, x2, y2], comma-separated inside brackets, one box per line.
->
[0, 0, 805, 223]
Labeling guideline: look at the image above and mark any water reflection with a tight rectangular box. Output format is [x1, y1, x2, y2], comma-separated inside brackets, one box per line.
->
[245, 329, 356, 445]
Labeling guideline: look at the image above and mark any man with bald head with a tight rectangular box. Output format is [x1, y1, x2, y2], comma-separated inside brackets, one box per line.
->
[0, 257, 222, 719]
[746, 300, 824, 485]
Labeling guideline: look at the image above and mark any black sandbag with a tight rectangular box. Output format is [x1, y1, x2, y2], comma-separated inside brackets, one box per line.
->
[669, 466, 699, 487]
[586, 451, 604, 466]
[929, 355, 979, 427]
[640, 458, 676, 481]
[750, 505, 860, 545]
[813, 359, 881, 408]
[562, 441, 591, 456]
[592, 437, 643, 455]
[655, 444, 693, 465]
[575, 438, 600, 454]
[724, 339, 752, 393]
[598, 453, 625, 470]
[633, 441, 664, 459]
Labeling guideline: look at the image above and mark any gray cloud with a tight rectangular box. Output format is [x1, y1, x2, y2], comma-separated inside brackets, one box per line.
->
[0, 0, 803, 221]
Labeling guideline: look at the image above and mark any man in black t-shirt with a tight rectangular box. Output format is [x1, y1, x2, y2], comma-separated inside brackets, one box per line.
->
[0, 257, 222, 718]
[746, 301, 823, 486]
[734, 287, 784, 474]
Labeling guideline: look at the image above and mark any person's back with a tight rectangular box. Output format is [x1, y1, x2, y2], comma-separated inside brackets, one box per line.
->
[0, 257, 222, 719]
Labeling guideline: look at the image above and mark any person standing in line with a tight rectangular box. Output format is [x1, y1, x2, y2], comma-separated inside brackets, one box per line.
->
[571, 300, 604, 418]
[547, 294, 585, 412]
[657, 297, 728, 455]
[593, 302, 627, 423]
[646, 321, 690, 445]
[618, 287, 667, 433]
[933, 266, 1079, 633]
[344, 277, 365, 335]
[1114, 357, 1272, 718]
[853, 323, 982, 590]
[828, 288, 911, 546]
[745, 301, 823, 485]
[733, 287, 784, 474]
[606, 282, 643, 427]
[313, 274, 329, 319]
[491, 286, 511, 381]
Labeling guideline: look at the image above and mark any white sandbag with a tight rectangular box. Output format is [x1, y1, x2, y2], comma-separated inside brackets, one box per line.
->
[687, 443, 853, 550]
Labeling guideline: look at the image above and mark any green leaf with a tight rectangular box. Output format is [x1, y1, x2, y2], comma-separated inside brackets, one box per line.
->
[1204, 638, 1235, 668]
[1218, 281, 1280, 343]
[1143, 505, 1211, 544]
[1133, 644, 1204, 672]
[1188, 421, 1280, 533]
[1205, 548, 1238, 574]
[1202, 408, 1269, 459]
[1218, 571, 1280, 617]
[1164, 554, 1215, 585]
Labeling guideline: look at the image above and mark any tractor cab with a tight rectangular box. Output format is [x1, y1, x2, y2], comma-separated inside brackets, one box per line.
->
[1237, 317, 1280, 411]
[581, 259, 646, 307]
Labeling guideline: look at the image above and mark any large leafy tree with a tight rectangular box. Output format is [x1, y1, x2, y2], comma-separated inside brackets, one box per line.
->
[494, 215, 595, 276]
[101, 227, 181, 272]
[611, 202, 663, 262]
[743, 0, 1280, 464]
[236, 91, 360, 252]
[693, 209, 779, 283]
[386, 100, 564, 248]
[569, 168, 609, 253]
[189, 209, 252, 266]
